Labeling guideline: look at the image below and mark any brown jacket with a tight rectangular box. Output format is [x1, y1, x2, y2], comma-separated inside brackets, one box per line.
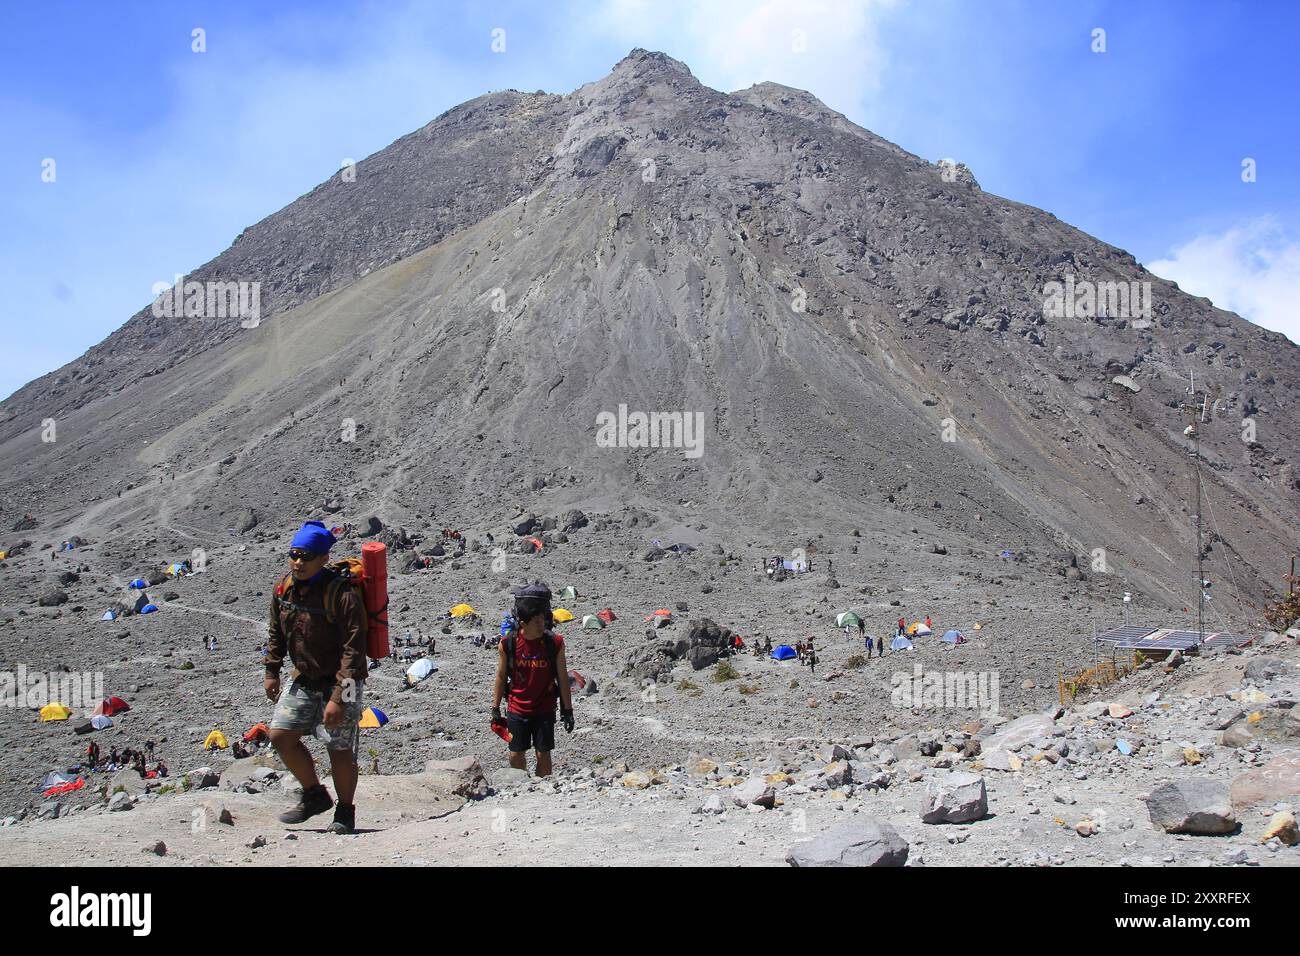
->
[264, 570, 368, 704]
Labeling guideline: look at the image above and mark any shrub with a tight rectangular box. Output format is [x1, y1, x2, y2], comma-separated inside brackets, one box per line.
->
[738, 683, 759, 695]
[676, 678, 700, 691]
[712, 661, 740, 683]
[845, 654, 866, 669]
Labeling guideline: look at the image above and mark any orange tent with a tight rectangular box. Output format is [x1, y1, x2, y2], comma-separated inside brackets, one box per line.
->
[526, 536, 545, 551]
[242, 722, 270, 743]
[596, 608, 617, 623]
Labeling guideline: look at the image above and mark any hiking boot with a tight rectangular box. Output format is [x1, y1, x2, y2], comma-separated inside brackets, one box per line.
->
[326, 803, 355, 835]
[278, 784, 333, 824]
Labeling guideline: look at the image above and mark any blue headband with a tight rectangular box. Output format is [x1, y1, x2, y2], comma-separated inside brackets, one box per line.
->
[290, 520, 336, 555]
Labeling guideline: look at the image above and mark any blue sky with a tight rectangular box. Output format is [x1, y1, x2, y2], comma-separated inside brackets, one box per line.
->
[2, 0, 1297, 399]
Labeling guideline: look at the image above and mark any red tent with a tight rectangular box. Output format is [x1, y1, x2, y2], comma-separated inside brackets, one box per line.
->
[596, 608, 617, 623]
[42, 778, 85, 797]
[242, 722, 270, 742]
[92, 696, 130, 717]
[525, 536, 545, 551]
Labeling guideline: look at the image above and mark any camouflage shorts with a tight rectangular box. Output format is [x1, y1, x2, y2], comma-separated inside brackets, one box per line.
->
[270, 676, 364, 757]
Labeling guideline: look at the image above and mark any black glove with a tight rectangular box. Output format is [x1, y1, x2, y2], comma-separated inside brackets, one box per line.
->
[561, 708, 575, 733]
[491, 706, 502, 722]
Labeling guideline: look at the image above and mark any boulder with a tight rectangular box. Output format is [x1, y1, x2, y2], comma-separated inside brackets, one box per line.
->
[511, 514, 538, 536]
[183, 767, 220, 790]
[219, 755, 282, 791]
[920, 771, 988, 823]
[981, 713, 1055, 753]
[1145, 780, 1237, 834]
[107, 791, 135, 812]
[561, 510, 588, 532]
[423, 756, 489, 799]
[38, 590, 68, 607]
[1230, 751, 1300, 811]
[1245, 657, 1285, 682]
[698, 793, 725, 815]
[786, 819, 909, 867]
[1260, 811, 1299, 845]
[235, 508, 258, 533]
[732, 777, 776, 809]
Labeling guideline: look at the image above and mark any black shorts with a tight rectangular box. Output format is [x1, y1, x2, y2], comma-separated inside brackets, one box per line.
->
[507, 712, 556, 753]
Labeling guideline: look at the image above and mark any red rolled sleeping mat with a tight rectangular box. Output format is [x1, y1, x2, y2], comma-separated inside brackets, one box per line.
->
[361, 541, 390, 659]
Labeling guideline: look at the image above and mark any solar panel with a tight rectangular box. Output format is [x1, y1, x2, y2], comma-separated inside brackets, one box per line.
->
[1096, 624, 1251, 651]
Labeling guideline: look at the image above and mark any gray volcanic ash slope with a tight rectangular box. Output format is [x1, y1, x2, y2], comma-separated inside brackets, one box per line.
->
[3, 47, 1298, 613]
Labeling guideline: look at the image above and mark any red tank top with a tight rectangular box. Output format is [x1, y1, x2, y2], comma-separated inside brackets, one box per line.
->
[507, 633, 564, 716]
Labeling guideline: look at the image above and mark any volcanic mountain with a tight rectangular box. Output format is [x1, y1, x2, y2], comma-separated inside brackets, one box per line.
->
[4, 48, 1297, 614]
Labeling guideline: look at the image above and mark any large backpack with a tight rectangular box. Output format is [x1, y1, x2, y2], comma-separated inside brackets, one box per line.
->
[274, 558, 373, 634]
[503, 629, 563, 699]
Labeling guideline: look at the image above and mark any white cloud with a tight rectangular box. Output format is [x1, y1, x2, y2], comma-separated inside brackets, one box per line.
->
[1148, 218, 1300, 344]
[576, 0, 898, 106]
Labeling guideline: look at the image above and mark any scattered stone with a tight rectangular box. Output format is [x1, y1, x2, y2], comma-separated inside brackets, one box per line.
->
[786, 818, 909, 867]
[423, 756, 489, 799]
[1144, 780, 1237, 835]
[1259, 811, 1298, 846]
[920, 771, 988, 824]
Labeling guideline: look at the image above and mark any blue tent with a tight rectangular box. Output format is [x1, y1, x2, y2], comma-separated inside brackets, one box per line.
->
[771, 645, 796, 661]
[940, 630, 966, 644]
[140, 603, 159, 614]
[100, 610, 116, 621]
[129, 579, 147, 589]
[890, 635, 914, 651]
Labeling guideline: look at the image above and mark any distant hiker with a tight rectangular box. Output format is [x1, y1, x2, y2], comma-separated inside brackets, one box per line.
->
[145, 739, 155, 755]
[265, 520, 368, 835]
[87, 741, 100, 768]
[865, 635, 874, 656]
[109, 748, 120, 766]
[493, 581, 574, 779]
[486, 532, 495, 545]
[155, 760, 168, 777]
[925, 615, 933, 630]
[857, 618, 866, 641]
[807, 641, 817, 676]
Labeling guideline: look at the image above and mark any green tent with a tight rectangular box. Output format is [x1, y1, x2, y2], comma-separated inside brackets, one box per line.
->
[559, 586, 579, 601]
[835, 611, 863, 628]
[581, 614, 605, 631]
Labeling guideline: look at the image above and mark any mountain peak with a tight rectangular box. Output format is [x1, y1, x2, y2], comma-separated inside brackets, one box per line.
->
[609, 48, 695, 80]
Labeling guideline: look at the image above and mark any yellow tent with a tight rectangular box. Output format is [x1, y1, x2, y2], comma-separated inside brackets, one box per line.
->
[40, 703, 72, 722]
[552, 608, 576, 623]
[449, 604, 477, 618]
[0, 551, 8, 561]
[204, 730, 229, 750]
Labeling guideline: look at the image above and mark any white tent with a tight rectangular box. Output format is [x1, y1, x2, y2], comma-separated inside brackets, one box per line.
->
[405, 658, 437, 683]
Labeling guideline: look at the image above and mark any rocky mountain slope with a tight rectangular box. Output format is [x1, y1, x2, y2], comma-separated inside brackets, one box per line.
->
[2, 50, 1296, 614]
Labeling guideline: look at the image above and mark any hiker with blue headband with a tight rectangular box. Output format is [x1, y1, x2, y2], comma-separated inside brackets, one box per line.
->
[264, 520, 368, 834]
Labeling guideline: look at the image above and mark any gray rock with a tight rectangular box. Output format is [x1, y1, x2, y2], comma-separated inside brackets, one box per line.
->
[921, 770, 988, 823]
[424, 756, 489, 799]
[786, 818, 909, 867]
[732, 777, 776, 808]
[108, 791, 135, 812]
[1144, 780, 1237, 834]
[982, 713, 1055, 753]
[1245, 657, 1285, 682]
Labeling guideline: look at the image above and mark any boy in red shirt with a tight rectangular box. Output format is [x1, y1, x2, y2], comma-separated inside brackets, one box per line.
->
[492, 582, 574, 777]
